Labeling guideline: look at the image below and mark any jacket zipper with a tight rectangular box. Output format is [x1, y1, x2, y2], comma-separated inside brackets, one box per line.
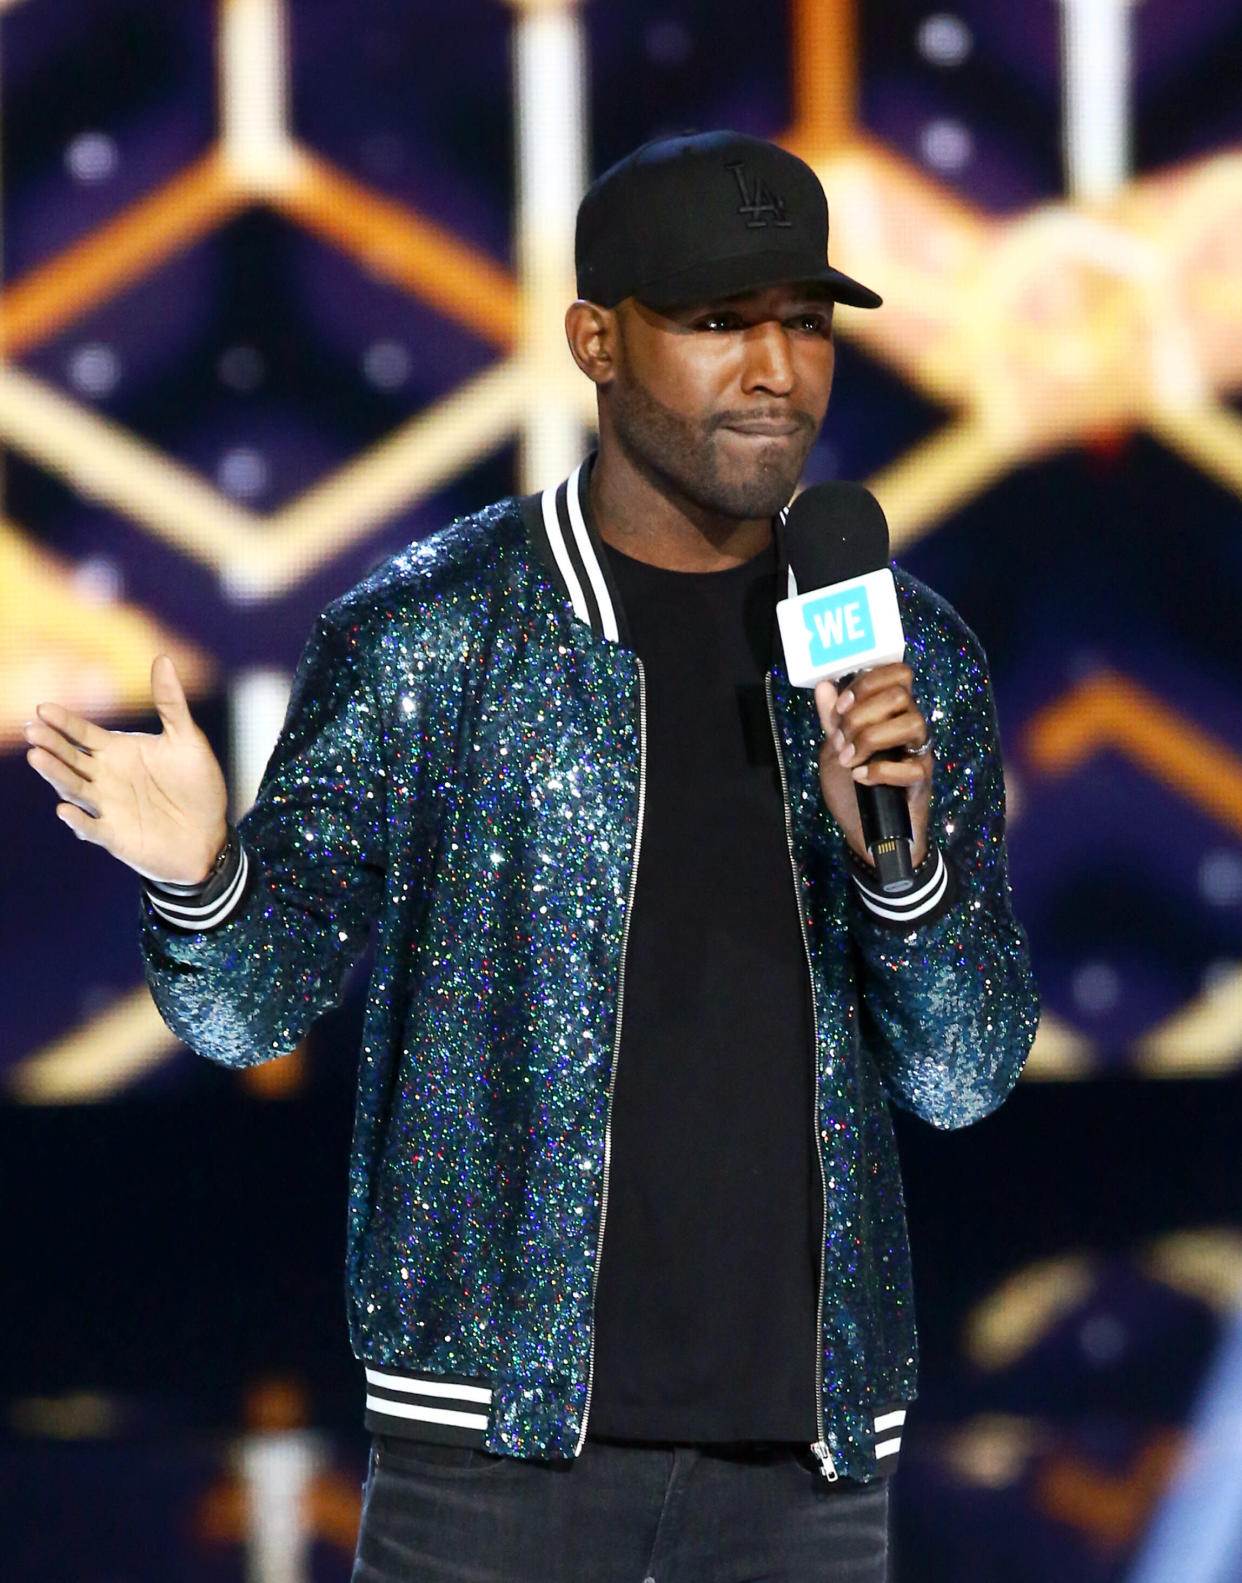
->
[765, 674, 838, 1483]
[575, 658, 648, 1455]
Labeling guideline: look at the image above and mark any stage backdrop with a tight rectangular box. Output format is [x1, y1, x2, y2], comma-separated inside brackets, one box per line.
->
[3, 3, 1242, 1581]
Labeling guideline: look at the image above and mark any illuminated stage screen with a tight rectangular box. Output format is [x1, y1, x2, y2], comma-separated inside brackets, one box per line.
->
[3, 2, 1242, 1581]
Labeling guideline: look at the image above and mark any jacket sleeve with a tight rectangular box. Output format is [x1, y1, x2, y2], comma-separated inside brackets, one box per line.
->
[849, 615, 1039, 1129]
[140, 607, 389, 1067]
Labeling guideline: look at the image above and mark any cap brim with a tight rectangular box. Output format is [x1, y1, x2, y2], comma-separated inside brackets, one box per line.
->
[633, 250, 882, 311]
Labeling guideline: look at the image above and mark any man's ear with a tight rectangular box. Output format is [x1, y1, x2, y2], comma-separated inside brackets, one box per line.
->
[565, 300, 617, 386]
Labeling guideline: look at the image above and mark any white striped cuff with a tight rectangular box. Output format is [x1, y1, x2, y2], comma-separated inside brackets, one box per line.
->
[145, 843, 250, 931]
[851, 845, 955, 929]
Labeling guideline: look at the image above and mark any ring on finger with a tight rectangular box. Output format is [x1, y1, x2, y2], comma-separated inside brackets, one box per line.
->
[904, 736, 934, 759]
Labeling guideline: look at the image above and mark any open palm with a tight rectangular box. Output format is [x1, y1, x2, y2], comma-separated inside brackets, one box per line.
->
[24, 655, 229, 886]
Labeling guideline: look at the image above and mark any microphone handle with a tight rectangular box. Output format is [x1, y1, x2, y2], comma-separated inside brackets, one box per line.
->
[855, 757, 914, 894]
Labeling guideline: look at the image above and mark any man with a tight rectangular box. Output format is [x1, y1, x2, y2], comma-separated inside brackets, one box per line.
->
[25, 132, 1038, 1581]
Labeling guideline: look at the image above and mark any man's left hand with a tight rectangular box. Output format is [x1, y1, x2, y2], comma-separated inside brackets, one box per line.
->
[813, 665, 933, 869]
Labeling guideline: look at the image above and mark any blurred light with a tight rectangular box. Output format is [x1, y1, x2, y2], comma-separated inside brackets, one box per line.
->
[219, 564, 268, 606]
[71, 556, 123, 606]
[69, 665, 121, 718]
[1125, 1289, 1242, 1583]
[65, 131, 118, 183]
[218, 344, 267, 392]
[946, 1415, 1043, 1489]
[917, 13, 973, 67]
[10, 1393, 121, 1439]
[966, 1255, 1095, 1371]
[239, 1429, 324, 1583]
[920, 118, 974, 173]
[644, 20, 694, 66]
[217, 446, 270, 500]
[1003, 766, 1025, 824]
[230, 668, 292, 815]
[67, 341, 122, 398]
[80, 984, 120, 1019]
[1199, 850, 1242, 908]
[1079, 1312, 1128, 1364]
[1202, 960, 1242, 993]
[219, 0, 296, 189]
[362, 338, 412, 390]
[513, 0, 588, 490]
[1137, 965, 1242, 1078]
[1059, 0, 1134, 202]
[1144, 1229, 1242, 1313]
[1072, 961, 1121, 1014]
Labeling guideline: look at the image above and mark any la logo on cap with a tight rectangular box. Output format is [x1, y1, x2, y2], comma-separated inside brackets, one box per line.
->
[727, 160, 792, 229]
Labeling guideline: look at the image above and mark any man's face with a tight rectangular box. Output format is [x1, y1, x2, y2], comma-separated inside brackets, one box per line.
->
[604, 282, 836, 521]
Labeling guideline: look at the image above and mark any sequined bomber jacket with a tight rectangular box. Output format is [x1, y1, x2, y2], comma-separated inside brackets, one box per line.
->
[140, 463, 1039, 1483]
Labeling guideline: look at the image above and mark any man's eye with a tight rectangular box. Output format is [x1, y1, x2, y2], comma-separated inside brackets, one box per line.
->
[699, 314, 738, 332]
[792, 313, 832, 334]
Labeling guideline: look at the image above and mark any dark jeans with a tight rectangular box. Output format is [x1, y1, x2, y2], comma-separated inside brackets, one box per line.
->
[351, 1436, 890, 1583]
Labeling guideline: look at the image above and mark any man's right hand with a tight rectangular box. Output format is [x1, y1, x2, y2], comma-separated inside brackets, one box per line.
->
[24, 654, 230, 886]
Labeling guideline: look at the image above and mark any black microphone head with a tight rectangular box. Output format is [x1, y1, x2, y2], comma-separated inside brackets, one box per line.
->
[784, 481, 890, 589]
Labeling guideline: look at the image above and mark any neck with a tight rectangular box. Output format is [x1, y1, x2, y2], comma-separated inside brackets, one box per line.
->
[589, 443, 774, 572]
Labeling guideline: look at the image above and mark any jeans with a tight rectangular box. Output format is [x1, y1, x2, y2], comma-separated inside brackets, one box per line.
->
[351, 1436, 890, 1583]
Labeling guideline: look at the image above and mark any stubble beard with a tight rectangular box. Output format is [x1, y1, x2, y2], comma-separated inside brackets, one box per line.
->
[607, 373, 817, 522]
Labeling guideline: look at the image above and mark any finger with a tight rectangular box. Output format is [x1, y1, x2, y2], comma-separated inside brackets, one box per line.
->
[817, 736, 850, 775]
[33, 701, 109, 753]
[55, 801, 107, 844]
[150, 654, 193, 737]
[839, 685, 919, 737]
[24, 719, 95, 778]
[26, 746, 100, 815]
[813, 679, 840, 734]
[839, 664, 914, 705]
[839, 712, 928, 765]
[851, 757, 930, 788]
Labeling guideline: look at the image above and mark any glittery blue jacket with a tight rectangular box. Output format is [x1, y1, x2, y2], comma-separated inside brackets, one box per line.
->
[141, 464, 1038, 1482]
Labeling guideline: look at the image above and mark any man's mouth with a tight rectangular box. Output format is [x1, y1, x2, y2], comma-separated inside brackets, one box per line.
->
[715, 410, 812, 438]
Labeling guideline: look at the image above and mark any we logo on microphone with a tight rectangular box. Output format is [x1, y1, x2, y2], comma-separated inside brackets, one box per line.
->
[802, 585, 875, 668]
[777, 568, 905, 688]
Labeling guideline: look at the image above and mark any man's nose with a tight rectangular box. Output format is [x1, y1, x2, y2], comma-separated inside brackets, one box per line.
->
[741, 321, 795, 395]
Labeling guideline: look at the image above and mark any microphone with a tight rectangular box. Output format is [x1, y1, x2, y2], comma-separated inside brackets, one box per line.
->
[776, 482, 915, 894]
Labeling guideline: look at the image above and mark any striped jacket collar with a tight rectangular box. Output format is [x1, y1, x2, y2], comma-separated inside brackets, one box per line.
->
[521, 459, 629, 645]
[521, 457, 793, 648]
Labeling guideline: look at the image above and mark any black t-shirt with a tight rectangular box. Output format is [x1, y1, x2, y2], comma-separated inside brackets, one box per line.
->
[587, 540, 821, 1444]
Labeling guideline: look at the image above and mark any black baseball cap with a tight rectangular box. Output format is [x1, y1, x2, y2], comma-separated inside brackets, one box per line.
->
[575, 130, 882, 312]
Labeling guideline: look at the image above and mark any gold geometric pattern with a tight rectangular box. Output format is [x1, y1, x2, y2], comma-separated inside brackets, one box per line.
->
[784, 2, 1242, 549]
[8, 0, 1242, 1096]
[787, 2, 1242, 1076]
[1026, 671, 1242, 843]
[1025, 671, 1242, 1076]
[0, 524, 211, 746]
[4, 0, 582, 1100]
